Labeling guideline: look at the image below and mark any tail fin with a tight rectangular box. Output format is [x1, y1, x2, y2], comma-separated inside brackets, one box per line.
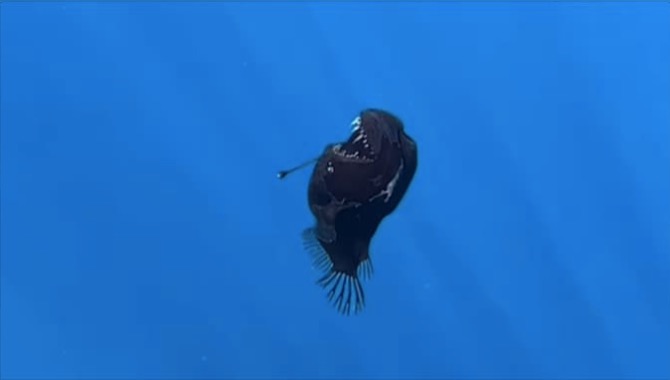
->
[302, 227, 370, 315]
[317, 270, 365, 315]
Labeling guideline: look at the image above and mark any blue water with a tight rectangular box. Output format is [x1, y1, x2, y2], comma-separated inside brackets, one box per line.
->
[2, 2, 669, 379]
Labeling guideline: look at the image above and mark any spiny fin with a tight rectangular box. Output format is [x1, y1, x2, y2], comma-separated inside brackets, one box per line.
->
[302, 227, 371, 315]
[317, 270, 365, 315]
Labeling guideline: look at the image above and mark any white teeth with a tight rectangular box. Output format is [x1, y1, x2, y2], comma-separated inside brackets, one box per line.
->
[350, 116, 361, 132]
[353, 133, 364, 143]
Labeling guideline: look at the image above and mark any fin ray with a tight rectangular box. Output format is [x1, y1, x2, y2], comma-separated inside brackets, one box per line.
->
[302, 227, 367, 315]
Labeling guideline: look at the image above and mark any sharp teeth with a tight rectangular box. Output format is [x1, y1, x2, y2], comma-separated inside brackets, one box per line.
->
[350, 116, 361, 132]
[353, 132, 364, 143]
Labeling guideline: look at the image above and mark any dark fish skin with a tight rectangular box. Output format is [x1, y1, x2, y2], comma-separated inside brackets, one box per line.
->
[303, 108, 418, 315]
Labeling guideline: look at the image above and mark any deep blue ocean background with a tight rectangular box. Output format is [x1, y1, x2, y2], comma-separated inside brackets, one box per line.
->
[2, 2, 669, 379]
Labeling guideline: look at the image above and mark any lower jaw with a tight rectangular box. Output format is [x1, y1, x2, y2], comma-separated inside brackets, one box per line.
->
[332, 146, 374, 163]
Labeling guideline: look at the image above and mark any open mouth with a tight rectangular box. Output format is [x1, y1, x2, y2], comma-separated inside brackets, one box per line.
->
[332, 116, 375, 162]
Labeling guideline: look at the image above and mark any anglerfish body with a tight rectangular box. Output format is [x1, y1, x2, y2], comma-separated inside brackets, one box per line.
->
[303, 108, 418, 315]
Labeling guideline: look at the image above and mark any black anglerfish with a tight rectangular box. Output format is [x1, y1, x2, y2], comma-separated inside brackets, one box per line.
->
[279, 109, 418, 315]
